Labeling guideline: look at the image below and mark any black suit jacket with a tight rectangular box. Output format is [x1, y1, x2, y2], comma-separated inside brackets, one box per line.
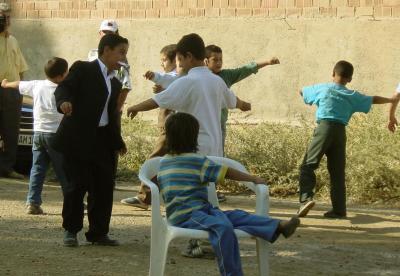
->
[54, 60, 125, 158]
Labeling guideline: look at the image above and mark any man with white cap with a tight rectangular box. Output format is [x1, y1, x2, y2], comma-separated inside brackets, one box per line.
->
[0, 3, 28, 179]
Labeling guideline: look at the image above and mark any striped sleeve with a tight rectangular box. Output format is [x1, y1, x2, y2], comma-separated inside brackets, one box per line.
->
[200, 158, 228, 184]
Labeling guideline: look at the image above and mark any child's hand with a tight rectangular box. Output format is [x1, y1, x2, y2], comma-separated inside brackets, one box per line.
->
[60, 101, 73, 116]
[240, 101, 251, 112]
[152, 85, 164, 94]
[143, 71, 155, 80]
[268, 57, 280, 65]
[253, 176, 266, 184]
[388, 117, 398, 133]
[127, 106, 138, 119]
[1, 79, 8, 88]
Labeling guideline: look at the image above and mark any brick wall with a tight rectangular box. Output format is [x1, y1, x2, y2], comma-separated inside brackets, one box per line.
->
[3, 0, 400, 19]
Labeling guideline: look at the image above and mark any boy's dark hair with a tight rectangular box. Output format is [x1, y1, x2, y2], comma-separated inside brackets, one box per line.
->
[165, 113, 199, 154]
[176, 33, 205, 60]
[333, 60, 354, 79]
[44, 57, 68, 79]
[205, 45, 222, 59]
[98, 33, 129, 56]
[160, 44, 177, 62]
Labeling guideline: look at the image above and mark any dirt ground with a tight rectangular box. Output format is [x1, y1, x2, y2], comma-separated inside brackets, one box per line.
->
[1, 177, 399, 276]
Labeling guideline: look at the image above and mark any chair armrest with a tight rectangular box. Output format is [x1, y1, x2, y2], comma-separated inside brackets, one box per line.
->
[240, 181, 269, 216]
[139, 170, 163, 222]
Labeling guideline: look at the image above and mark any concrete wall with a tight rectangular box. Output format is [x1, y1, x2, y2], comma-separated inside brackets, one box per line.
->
[8, 16, 400, 122]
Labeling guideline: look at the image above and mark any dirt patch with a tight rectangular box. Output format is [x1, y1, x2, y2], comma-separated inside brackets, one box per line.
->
[1, 178, 399, 276]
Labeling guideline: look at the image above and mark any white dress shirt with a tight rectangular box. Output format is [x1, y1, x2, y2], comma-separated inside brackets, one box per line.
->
[97, 58, 116, 127]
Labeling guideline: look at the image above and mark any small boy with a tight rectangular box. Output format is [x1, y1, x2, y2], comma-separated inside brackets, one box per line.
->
[205, 44, 280, 152]
[120, 44, 179, 208]
[158, 112, 300, 276]
[1, 57, 70, 215]
[297, 60, 396, 219]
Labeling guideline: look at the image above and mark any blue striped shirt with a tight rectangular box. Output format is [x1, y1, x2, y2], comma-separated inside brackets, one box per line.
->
[157, 153, 228, 225]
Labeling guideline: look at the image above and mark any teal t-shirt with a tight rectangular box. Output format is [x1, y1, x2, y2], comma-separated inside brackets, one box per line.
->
[218, 62, 258, 124]
[302, 83, 373, 125]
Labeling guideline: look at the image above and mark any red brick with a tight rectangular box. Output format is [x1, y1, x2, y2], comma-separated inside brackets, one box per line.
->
[52, 10, 65, 17]
[12, 10, 27, 19]
[168, 0, 183, 7]
[205, 7, 220, 16]
[189, 7, 205, 16]
[10, 2, 23, 10]
[373, 0, 382, 4]
[330, 0, 348, 7]
[392, 6, 400, 15]
[39, 10, 52, 18]
[90, 9, 104, 18]
[279, 0, 295, 7]
[303, 6, 319, 16]
[131, 9, 146, 17]
[360, 0, 373, 6]
[268, 7, 285, 16]
[286, 7, 301, 16]
[174, 7, 190, 16]
[160, 8, 175, 16]
[220, 7, 236, 15]
[116, 9, 131, 17]
[27, 10, 39, 18]
[104, 9, 118, 17]
[213, 0, 229, 8]
[117, 0, 125, 9]
[319, 6, 337, 15]
[23, 1, 35, 10]
[35, 2, 48, 10]
[261, 0, 278, 7]
[236, 7, 252, 15]
[245, 0, 261, 7]
[252, 7, 269, 15]
[373, 6, 391, 16]
[153, 0, 167, 8]
[65, 10, 78, 18]
[313, 0, 330, 7]
[382, 0, 400, 5]
[145, 8, 160, 17]
[355, 6, 373, 15]
[47, 1, 59, 9]
[336, 6, 355, 17]
[348, 0, 360, 6]
[228, 0, 246, 7]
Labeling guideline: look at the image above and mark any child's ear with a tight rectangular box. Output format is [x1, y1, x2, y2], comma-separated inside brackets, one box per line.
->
[204, 58, 209, 66]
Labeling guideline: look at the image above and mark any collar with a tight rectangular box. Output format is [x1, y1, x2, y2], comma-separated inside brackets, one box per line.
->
[97, 58, 116, 78]
[188, 66, 209, 75]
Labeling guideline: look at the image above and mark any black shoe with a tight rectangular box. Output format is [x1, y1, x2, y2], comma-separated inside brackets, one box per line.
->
[217, 192, 227, 203]
[323, 210, 347, 219]
[63, 231, 78, 247]
[297, 199, 315, 217]
[279, 216, 301, 238]
[87, 235, 120, 246]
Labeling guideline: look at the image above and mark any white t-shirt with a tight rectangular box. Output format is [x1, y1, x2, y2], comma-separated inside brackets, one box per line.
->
[153, 66, 237, 157]
[152, 70, 179, 89]
[396, 83, 400, 93]
[19, 80, 64, 133]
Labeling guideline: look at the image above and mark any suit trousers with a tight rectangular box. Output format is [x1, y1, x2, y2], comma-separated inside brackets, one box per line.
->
[62, 126, 116, 240]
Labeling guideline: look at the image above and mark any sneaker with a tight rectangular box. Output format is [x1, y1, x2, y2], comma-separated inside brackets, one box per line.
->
[323, 210, 347, 219]
[120, 196, 149, 210]
[297, 199, 315, 217]
[63, 231, 78, 247]
[181, 239, 215, 259]
[279, 216, 300, 238]
[217, 192, 227, 203]
[26, 204, 44, 215]
[87, 235, 120, 246]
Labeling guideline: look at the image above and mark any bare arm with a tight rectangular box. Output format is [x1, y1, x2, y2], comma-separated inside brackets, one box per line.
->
[236, 97, 251, 111]
[388, 93, 400, 132]
[1, 79, 20, 89]
[256, 57, 280, 70]
[126, 98, 159, 119]
[225, 167, 265, 184]
[372, 96, 395, 104]
[299, 89, 303, 96]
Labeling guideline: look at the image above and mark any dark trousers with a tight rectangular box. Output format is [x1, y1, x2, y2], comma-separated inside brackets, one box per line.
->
[62, 127, 116, 240]
[0, 87, 22, 175]
[299, 120, 347, 214]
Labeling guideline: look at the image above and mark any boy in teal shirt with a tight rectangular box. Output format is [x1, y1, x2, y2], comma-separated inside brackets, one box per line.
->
[297, 60, 395, 219]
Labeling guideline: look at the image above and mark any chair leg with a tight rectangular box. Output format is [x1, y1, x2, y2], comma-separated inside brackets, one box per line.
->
[149, 233, 171, 276]
[256, 238, 270, 276]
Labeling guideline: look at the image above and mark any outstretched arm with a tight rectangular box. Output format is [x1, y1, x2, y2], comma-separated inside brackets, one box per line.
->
[1, 79, 20, 90]
[388, 93, 400, 132]
[225, 167, 265, 184]
[236, 97, 251, 111]
[256, 57, 280, 70]
[126, 99, 159, 119]
[372, 95, 396, 104]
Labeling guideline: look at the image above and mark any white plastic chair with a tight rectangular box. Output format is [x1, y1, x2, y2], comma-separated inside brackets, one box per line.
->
[139, 156, 270, 276]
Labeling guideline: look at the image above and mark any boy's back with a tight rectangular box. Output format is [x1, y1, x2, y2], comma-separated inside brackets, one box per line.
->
[303, 82, 372, 125]
[19, 80, 63, 133]
[153, 66, 237, 156]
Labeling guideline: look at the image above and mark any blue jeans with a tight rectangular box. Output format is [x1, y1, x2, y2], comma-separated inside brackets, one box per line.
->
[26, 132, 69, 205]
[175, 204, 280, 276]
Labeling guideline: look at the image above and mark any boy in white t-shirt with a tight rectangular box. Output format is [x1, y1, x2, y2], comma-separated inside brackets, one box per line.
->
[1, 57, 70, 215]
[388, 83, 400, 132]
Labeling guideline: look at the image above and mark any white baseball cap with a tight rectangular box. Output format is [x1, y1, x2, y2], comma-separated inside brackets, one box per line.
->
[99, 20, 118, 33]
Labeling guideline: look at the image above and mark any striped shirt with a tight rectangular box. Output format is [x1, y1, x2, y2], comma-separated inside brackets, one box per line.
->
[157, 153, 228, 225]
